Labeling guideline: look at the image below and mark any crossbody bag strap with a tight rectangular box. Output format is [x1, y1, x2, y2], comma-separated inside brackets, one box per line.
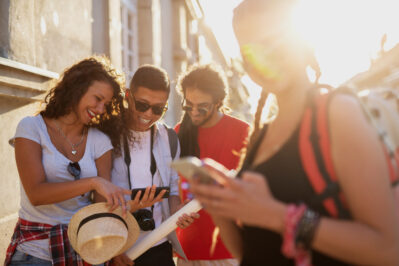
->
[125, 128, 157, 213]
[150, 126, 157, 177]
[124, 133, 157, 217]
[164, 124, 178, 159]
[123, 134, 132, 190]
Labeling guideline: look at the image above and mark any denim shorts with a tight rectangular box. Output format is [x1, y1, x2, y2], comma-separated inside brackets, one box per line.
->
[9, 250, 52, 266]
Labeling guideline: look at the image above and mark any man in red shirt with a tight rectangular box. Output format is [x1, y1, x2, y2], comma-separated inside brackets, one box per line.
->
[174, 64, 249, 266]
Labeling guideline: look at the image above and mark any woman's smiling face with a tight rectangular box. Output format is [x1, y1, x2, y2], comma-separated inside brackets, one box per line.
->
[75, 81, 114, 124]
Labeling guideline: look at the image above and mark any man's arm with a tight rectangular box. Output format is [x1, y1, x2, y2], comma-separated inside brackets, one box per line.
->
[169, 195, 181, 215]
[212, 216, 244, 261]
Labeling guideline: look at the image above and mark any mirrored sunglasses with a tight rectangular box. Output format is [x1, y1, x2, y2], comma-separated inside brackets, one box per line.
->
[240, 43, 281, 80]
[182, 105, 210, 116]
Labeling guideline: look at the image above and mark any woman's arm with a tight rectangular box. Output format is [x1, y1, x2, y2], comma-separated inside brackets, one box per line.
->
[93, 150, 112, 203]
[308, 94, 399, 265]
[15, 138, 130, 209]
[168, 195, 182, 215]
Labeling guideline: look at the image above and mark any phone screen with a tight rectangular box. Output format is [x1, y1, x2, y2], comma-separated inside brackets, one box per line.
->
[131, 187, 170, 200]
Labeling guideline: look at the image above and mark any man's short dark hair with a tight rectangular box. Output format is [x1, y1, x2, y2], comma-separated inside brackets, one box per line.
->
[130, 65, 170, 94]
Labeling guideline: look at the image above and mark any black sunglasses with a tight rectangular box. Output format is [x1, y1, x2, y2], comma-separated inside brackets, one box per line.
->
[68, 162, 85, 197]
[133, 96, 168, 116]
[68, 162, 81, 180]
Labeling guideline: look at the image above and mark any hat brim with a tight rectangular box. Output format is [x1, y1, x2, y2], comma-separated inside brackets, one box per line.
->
[68, 202, 139, 261]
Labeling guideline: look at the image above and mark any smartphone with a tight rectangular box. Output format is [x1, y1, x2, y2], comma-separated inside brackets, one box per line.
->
[170, 157, 215, 184]
[131, 186, 170, 201]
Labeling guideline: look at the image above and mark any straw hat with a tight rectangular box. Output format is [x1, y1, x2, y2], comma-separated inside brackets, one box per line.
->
[68, 202, 139, 264]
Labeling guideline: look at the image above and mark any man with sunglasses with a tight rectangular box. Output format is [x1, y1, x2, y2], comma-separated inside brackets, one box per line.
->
[174, 64, 249, 266]
[111, 65, 198, 266]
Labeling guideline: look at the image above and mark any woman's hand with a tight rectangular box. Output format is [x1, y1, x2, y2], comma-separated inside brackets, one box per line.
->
[128, 185, 166, 213]
[190, 160, 286, 232]
[91, 177, 131, 213]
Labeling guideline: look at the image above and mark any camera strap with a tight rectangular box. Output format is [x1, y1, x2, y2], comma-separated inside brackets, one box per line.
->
[123, 126, 157, 213]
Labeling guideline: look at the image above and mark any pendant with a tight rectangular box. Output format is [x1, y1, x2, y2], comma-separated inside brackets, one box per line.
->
[72, 150, 77, 155]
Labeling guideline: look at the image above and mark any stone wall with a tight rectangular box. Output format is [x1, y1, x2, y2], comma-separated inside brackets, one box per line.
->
[6, 0, 92, 73]
[0, 58, 58, 261]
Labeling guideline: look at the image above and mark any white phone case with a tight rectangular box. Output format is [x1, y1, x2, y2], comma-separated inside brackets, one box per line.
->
[170, 156, 215, 184]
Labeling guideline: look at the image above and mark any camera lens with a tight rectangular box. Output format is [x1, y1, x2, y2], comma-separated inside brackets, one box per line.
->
[140, 217, 155, 231]
[133, 209, 155, 231]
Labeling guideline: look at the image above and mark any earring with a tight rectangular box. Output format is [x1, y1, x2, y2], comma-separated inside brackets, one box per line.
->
[123, 90, 129, 109]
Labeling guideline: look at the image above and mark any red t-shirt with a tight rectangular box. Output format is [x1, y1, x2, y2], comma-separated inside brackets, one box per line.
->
[175, 114, 249, 260]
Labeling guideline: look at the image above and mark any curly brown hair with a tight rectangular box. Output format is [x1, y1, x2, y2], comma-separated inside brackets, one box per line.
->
[40, 55, 128, 154]
[176, 63, 229, 157]
[177, 63, 228, 107]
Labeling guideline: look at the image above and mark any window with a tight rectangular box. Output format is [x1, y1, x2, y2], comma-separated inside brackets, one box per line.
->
[121, 0, 138, 84]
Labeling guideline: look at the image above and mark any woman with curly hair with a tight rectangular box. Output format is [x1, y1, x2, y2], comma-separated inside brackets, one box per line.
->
[4, 56, 142, 265]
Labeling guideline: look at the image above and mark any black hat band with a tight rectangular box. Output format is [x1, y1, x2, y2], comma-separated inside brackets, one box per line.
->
[77, 213, 128, 235]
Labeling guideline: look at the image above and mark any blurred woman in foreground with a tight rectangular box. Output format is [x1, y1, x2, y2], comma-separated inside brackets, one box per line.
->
[190, 0, 399, 265]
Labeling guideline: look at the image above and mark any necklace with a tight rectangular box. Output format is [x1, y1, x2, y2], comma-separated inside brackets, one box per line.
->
[54, 121, 86, 155]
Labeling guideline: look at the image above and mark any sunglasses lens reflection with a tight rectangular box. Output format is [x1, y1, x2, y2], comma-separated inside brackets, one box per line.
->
[182, 106, 193, 112]
[182, 105, 209, 116]
[152, 106, 165, 116]
[135, 101, 151, 112]
[198, 108, 208, 115]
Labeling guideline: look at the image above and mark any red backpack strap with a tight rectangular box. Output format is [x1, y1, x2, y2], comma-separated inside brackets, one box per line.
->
[382, 145, 399, 185]
[299, 89, 350, 219]
[395, 148, 399, 185]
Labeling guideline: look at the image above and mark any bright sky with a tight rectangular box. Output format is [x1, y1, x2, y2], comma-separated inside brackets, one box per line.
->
[199, 0, 399, 113]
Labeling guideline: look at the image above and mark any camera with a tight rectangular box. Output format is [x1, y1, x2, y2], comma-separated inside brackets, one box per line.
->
[133, 209, 155, 231]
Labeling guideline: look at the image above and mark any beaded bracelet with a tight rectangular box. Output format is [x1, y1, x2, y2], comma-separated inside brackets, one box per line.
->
[281, 203, 312, 266]
[296, 208, 321, 250]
